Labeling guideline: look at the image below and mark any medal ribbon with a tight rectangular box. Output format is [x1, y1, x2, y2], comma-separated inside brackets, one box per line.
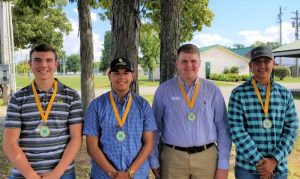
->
[109, 91, 132, 128]
[251, 78, 271, 115]
[32, 80, 57, 123]
[178, 79, 200, 110]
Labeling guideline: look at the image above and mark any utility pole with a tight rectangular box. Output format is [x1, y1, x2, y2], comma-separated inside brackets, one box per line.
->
[278, 6, 283, 65]
[0, 1, 16, 104]
[291, 10, 299, 77]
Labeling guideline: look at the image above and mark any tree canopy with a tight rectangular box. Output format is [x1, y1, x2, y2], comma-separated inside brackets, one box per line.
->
[12, 0, 72, 55]
[66, 54, 80, 73]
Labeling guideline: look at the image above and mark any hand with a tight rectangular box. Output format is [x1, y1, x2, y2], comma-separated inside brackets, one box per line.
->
[40, 171, 61, 179]
[256, 158, 277, 178]
[215, 169, 229, 179]
[111, 171, 131, 179]
[151, 168, 161, 178]
[25, 173, 41, 179]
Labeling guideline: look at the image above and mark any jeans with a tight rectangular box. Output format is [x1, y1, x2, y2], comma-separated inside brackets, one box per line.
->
[235, 166, 287, 179]
[9, 170, 75, 179]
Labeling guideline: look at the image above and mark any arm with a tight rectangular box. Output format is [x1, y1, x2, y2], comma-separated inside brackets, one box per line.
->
[228, 91, 264, 165]
[3, 128, 41, 179]
[149, 87, 164, 170]
[124, 131, 154, 178]
[272, 92, 298, 164]
[213, 88, 231, 178]
[41, 123, 82, 178]
[86, 136, 117, 176]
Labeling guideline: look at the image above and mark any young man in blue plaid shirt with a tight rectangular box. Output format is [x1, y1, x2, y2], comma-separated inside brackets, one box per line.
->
[83, 58, 157, 179]
[228, 46, 298, 179]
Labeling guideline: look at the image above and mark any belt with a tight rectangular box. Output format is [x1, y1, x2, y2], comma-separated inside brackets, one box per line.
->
[164, 142, 215, 154]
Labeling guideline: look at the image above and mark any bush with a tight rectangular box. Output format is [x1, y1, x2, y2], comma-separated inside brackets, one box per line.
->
[209, 73, 246, 82]
[223, 67, 230, 74]
[230, 66, 239, 74]
[274, 66, 291, 80]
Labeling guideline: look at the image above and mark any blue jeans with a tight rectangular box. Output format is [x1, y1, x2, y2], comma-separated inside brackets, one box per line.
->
[9, 170, 75, 179]
[235, 166, 287, 179]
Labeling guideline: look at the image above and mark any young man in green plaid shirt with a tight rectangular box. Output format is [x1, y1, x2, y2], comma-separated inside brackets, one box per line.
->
[228, 46, 298, 179]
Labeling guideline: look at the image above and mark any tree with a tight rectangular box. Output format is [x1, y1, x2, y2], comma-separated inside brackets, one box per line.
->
[111, 0, 140, 93]
[77, 0, 95, 114]
[139, 25, 159, 80]
[66, 54, 80, 74]
[251, 41, 281, 50]
[143, 0, 214, 42]
[12, 0, 72, 56]
[99, 31, 111, 73]
[159, 0, 182, 83]
[16, 60, 30, 74]
[232, 44, 246, 49]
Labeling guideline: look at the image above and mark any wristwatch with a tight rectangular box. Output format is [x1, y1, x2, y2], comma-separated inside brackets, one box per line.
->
[127, 168, 135, 178]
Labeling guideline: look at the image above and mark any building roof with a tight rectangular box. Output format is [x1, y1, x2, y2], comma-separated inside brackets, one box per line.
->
[230, 47, 253, 57]
[199, 45, 250, 62]
[273, 40, 300, 58]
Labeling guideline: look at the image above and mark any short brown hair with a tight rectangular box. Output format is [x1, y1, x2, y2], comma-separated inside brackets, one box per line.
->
[30, 44, 57, 61]
[177, 44, 200, 56]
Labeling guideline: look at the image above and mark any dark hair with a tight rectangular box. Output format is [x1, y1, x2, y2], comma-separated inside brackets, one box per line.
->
[177, 43, 200, 56]
[29, 44, 57, 61]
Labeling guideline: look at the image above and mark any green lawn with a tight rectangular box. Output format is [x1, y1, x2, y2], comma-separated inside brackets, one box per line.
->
[274, 77, 300, 83]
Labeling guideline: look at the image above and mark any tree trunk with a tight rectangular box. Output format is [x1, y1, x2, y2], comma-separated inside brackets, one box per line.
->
[111, 0, 140, 94]
[78, 0, 95, 114]
[160, 0, 182, 83]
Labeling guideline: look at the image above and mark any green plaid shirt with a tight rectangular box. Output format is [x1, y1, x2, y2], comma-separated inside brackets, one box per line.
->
[228, 77, 298, 175]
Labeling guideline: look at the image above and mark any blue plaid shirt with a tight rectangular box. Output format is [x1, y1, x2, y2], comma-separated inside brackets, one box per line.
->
[83, 91, 157, 179]
[228, 77, 298, 175]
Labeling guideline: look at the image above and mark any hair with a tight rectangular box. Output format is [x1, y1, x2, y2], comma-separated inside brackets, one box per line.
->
[177, 43, 200, 56]
[29, 44, 57, 61]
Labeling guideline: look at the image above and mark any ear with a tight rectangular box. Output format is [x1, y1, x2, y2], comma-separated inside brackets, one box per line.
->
[248, 62, 253, 73]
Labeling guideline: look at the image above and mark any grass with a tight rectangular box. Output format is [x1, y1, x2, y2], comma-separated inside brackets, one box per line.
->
[274, 77, 300, 83]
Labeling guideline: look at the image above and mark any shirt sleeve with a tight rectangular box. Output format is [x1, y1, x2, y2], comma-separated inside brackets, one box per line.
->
[83, 99, 100, 136]
[228, 90, 264, 165]
[4, 93, 22, 128]
[142, 99, 157, 132]
[213, 87, 232, 169]
[68, 92, 83, 125]
[272, 91, 299, 163]
[149, 87, 164, 169]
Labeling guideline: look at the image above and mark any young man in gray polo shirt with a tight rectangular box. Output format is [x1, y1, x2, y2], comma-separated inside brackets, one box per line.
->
[3, 44, 83, 179]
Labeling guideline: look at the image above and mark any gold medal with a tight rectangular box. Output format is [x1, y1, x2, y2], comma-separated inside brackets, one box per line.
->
[178, 79, 200, 121]
[116, 131, 126, 141]
[32, 80, 57, 136]
[109, 91, 132, 142]
[187, 111, 196, 121]
[252, 79, 272, 129]
[39, 125, 50, 137]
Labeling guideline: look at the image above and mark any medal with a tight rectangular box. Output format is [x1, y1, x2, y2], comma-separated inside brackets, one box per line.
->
[263, 119, 272, 129]
[178, 79, 200, 121]
[40, 125, 50, 137]
[116, 131, 126, 141]
[32, 80, 57, 136]
[252, 79, 272, 129]
[110, 91, 132, 142]
[187, 111, 196, 121]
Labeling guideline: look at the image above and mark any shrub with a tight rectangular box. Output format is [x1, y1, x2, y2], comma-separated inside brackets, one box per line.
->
[274, 66, 291, 80]
[230, 66, 239, 74]
[223, 67, 230, 74]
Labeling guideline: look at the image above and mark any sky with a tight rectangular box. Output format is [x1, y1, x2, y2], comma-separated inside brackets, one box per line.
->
[15, 0, 300, 62]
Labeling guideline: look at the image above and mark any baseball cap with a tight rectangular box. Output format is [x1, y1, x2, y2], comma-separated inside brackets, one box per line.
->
[110, 58, 132, 72]
[250, 46, 274, 61]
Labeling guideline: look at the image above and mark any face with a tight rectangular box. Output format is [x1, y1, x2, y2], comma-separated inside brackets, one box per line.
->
[176, 52, 201, 83]
[29, 51, 58, 82]
[249, 57, 275, 82]
[109, 68, 134, 94]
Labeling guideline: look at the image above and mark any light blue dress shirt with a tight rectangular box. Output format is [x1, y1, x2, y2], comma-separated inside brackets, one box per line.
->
[150, 77, 232, 169]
